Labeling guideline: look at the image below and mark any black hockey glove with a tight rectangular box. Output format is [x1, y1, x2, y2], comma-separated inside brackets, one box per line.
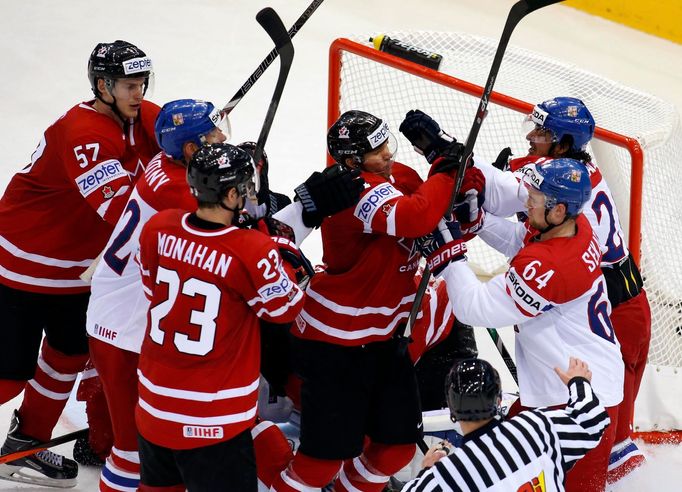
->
[492, 147, 513, 171]
[266, 191, 292, 217]
[399, 109, 453, 164]
[428, 140, 472, 177]
[415, 219, 467, 275]
[294, 164, 365, 228]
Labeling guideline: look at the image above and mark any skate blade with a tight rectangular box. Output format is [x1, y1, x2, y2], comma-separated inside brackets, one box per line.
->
[0, 463, 77, 488]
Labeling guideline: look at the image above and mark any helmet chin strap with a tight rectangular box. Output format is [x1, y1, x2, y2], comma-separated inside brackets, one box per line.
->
[219, 194, 244, 214]
[538, 209, 559, 234]
[97, 83, 128, 127]
[539, 208, 573, 234]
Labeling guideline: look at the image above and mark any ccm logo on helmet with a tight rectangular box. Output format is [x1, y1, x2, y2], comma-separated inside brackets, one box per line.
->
[76, 159, 127, 198]
[367, 121, 390, 149]
[354, 183, 401, 225]
[506, 269, 550, 316]
[123, 57, 153, 75]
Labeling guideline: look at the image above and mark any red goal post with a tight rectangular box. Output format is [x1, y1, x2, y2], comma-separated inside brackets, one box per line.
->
[328, 33, 682, 440]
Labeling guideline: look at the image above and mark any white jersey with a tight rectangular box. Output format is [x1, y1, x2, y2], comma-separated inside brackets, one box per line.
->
[86, 153, 197, 353]
[442, 215, 624, 408]
[478, 156, 629, 266]
[403, 377, 610, 492]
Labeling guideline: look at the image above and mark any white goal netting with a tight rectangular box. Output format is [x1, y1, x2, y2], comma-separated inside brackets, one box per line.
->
[329, 32, 682, 433]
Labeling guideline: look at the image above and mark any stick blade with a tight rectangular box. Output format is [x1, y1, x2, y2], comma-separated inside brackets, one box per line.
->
[514, 0, 565, 17]
[256, 7, 293, 53]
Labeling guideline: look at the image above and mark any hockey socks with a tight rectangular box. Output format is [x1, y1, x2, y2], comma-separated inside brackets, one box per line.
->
[335, 442, 415, 492]
[18, 340, 88, 442]
[271, 453, 342, 491]
[252, 421, 294, 489]
[607, 437, 646, 484]
[76, 363, 113, 464]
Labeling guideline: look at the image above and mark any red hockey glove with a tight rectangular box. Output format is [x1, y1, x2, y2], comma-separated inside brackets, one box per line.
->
[415, 219, 467, 275]
[453, 166, 486, 240]
[256, 218, 314, 286]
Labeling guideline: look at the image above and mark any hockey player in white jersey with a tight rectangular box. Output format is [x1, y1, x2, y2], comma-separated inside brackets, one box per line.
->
[85, 98, 229, 491]
[403, 99, 650, 483]
[477, 98, 649, 483]
[403, 357, 611, 492]
[414, 157, 623, 492]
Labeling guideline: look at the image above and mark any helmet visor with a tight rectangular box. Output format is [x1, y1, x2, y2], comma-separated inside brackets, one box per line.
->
[522, 114, 556, 146]
[201, 109, 232, 145]
[107, 73, 154, 100]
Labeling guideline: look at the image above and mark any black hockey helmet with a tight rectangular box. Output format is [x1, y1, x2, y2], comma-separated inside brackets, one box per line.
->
[446, 359, 502, 422]
[327, 110, 392, 164]
[187, 143, 259, 204]
[88, 40, 153, 100]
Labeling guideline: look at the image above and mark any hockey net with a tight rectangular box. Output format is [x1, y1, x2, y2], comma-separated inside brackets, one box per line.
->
[328, 33, 682, 437]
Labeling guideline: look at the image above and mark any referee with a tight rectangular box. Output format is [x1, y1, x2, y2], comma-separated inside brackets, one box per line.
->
[403, 357, 610, 492]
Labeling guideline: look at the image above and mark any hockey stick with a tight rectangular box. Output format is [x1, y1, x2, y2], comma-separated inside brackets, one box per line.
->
[222, 0, 323, 115]
[487, 328, 518, 383]
[0, 428, 88, 465]
[403, 0, 565, 379]
[251, 8, 295, 178]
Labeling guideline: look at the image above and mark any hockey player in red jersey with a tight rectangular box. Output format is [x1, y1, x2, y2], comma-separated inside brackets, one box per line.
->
[476, 97, 650, 483]
[416, 157, 624, 492]
[271, 110, 471, 492]
[0, 40, 159, 487]
[85, 98, 365, 491]
[135, 142, 307, 491]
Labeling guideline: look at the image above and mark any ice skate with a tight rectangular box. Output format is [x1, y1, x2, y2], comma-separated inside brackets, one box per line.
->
[73, 436, 105, 467]
[0, 410, 78, 488]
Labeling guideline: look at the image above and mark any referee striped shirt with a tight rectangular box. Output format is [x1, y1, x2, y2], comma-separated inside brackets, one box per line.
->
[403, 377, 610, 492]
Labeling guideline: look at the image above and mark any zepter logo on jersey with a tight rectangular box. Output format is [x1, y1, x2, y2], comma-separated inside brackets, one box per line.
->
[123, 57, 153, 75]
[367, 121, 390, 149]
[354, 182, 402, 226]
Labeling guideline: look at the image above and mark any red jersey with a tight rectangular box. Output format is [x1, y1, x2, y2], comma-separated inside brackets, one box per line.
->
[0, 100, 160, 294]
[136, 210, 305, 450]
[293, 163, 454, 346]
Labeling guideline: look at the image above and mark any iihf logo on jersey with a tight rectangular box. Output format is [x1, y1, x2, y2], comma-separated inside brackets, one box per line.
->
[172, 113, 184, 126]
[338, 125, 350, 139]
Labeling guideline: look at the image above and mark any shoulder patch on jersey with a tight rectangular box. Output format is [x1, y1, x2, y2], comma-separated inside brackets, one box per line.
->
[257, 262, 295, 302]
[354, 182, 402, 226]
[505, 267, 553, 317]
[76, 159, 127, 197]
